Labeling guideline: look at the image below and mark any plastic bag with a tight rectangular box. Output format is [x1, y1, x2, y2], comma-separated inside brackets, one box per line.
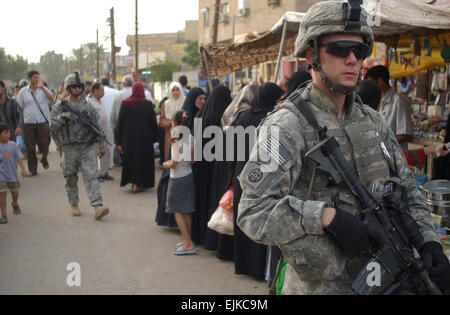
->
[219, 185, 233, 213]
[16, 135, 27, 153]
[207, 206, 234, 236]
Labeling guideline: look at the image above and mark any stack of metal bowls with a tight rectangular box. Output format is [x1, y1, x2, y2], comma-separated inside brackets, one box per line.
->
[420, 180, 450, 228]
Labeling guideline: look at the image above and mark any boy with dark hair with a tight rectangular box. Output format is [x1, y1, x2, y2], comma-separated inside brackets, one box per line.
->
[0, 123, 28, 224]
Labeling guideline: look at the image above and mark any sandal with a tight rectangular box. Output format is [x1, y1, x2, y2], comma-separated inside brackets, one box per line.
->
[12, 204, 21, 215]
[41, 160, 49, 170]
[132, 185, 142, 193]
[0, 216, 8, 224]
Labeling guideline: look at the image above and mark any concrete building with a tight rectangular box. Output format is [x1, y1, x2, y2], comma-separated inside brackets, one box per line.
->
[125, 20, 199, 102]
[126, 20, 199, 71]
[198, 0, 321, 84]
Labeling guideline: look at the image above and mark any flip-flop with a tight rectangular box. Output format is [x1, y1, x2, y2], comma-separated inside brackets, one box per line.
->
[173, 248, 198, 256]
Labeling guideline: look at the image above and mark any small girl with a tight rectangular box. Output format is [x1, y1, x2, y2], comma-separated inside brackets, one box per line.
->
[163, 111, 197, 255]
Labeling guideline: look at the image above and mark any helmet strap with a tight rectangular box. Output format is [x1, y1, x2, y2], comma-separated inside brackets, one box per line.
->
[68, 88, 84, 98]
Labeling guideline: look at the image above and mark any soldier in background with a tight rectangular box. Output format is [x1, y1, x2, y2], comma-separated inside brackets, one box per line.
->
[237, 0, 449, 294]
[49, 73, 110, 220]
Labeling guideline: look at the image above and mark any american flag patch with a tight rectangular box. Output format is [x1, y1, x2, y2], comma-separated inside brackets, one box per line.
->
[260, 136, 292, 167]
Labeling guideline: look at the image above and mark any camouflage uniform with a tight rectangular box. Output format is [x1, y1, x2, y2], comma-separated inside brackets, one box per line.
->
[237, 1, 440, 295]
[50, 76, 104, 208]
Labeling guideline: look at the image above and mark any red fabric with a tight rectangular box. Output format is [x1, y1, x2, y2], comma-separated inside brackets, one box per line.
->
[403, 148, 427, 169]
[122, 82, 146, 107]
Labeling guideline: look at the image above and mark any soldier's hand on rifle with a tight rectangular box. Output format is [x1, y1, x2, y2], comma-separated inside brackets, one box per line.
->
[324, 206, 371, 258]
[419, 242, 450, 295]
[60, 112, 77, 122]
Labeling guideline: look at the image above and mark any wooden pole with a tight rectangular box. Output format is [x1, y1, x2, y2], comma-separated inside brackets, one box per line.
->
[110, 7, 117, 83]
[201, 49, 214, 93]
[212, 0, 221, 44]
[135, 0, 139, 81]
[96, 29, 100, 80]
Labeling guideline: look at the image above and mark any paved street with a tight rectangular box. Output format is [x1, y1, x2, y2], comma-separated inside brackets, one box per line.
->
[0, 148, 267, 295]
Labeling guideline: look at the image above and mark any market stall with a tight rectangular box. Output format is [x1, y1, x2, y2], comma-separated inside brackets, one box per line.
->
[199, 11, 305, 80]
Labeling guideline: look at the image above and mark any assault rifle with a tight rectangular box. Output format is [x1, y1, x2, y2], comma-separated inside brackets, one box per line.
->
[59, 101, 111, 146]
[305, 136, 442, 295]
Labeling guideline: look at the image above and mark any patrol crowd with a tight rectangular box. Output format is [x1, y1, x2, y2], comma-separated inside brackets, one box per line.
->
[1, 0, 450, 295]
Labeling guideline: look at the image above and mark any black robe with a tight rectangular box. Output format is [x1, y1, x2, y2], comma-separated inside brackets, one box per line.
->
[155, 169, 177, 228]
[229, 82, 284, 278]
[116, 100, 158, 189]
[191, 86, 234, 261]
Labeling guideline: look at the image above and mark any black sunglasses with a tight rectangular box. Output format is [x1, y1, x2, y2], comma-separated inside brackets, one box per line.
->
[319, 40, 369, 60]
[70, 84, 84, 89]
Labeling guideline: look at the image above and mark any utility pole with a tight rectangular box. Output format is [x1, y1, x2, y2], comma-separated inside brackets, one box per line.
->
[135, 0, 139, 81]
[110, 7, 117, 83]
[79, 44, 83, 76]
[212, 0, 221, 44]
[96, 29, 100, 80]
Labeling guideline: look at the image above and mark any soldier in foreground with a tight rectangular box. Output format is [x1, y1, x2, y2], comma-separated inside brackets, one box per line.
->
[237, 0, 450, 294]
[50, 73, 110, 220]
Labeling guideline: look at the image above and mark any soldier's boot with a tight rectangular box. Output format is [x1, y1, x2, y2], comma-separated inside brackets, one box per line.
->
[71, 205, 81, 217]
[94, 205, 109, 221]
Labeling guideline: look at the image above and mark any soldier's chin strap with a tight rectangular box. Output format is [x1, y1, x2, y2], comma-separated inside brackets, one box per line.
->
[312, 39, 360, 95]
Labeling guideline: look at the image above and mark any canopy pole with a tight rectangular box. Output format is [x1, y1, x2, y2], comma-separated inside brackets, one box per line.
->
[201, 49, 214, 93]
[274, 20, 287, 83]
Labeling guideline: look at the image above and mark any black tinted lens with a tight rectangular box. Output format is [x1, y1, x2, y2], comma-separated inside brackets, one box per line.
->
[322, 41, 369, 60]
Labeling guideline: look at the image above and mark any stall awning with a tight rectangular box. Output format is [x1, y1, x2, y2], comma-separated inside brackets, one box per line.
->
[199, 12, 305, 79]
[200, 1, 450, 79]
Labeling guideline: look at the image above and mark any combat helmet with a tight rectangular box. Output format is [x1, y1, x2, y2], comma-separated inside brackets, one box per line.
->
[18, 79, 29, 89]
[64, 72, 85, 90]
[294, 0, 374, 94]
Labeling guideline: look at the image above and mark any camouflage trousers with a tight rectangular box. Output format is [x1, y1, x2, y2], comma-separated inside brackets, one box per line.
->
[62, 143, 103, 206]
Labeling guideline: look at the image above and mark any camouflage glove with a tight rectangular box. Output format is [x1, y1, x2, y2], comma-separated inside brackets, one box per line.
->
[59, 112, 77, 122]
[419, 242, 450, 295]
[325, 207, 371, 258]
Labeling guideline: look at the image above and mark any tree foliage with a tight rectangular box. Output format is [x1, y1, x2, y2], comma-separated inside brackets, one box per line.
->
[0, 48, 29, 83]
[39, 51, 66, 88]
[148, 58, 181, 83]
[182, 40, 200, 68]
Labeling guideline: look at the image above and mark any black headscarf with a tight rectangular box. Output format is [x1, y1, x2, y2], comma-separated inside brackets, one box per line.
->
[284, 70, 312, 99]
[358, 79, 381, 111]
[197, 85, 232, 129]
[252, 83, 284, 113]
[182, 87, 206, 130]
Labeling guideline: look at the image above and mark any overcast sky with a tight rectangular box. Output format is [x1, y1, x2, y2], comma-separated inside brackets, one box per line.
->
[1, 0, 199, 63]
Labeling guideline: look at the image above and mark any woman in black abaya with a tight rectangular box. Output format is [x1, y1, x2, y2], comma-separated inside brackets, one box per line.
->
[191, 86, 233, 261]
[116, 82, 158, 192]
[230, 82, 284, 278]
[182, 87, 206, 131]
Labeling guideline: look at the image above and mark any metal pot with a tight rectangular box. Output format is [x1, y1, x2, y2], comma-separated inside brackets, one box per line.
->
[420, 180, 450, 227]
